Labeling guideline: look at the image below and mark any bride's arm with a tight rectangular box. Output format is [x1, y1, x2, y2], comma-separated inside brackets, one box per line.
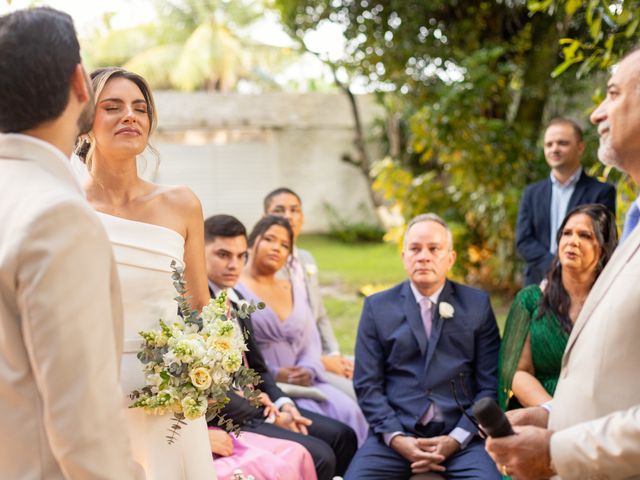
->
[175, 187, 210, 311]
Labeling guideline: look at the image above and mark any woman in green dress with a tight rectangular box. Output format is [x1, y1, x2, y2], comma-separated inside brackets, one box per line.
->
[499, 203, 618, 411]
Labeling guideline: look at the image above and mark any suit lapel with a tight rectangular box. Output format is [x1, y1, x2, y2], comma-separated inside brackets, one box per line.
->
[402, 281, 427, 357]
[540, 179, 553, 246]
[567, 171, 587, 210]
[563, 226, 640, 363]
[424, 280, 454, 370]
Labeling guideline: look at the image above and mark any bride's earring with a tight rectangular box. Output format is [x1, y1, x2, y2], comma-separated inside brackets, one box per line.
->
[77, 137, 91, 159]
[76, 132, 96, 169]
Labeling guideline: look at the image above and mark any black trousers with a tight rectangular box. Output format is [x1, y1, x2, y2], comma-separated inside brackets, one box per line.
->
[241, 408, 357, 480]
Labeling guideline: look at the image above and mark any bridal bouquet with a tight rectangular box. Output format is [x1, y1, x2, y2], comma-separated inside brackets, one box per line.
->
[129, 261, 261, 443]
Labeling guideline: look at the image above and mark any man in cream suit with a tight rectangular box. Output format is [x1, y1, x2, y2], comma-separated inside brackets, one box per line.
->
[0, 8, 139, 479]
[486, 50, 640, 479]
[264, 187, 356, 399]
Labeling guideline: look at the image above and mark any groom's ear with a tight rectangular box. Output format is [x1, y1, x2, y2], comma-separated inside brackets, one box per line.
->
[447, 249, 457, 270]
[69, 64, 91, 104]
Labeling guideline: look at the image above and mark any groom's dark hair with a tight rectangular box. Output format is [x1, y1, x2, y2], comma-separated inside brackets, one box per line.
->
[204, 215, 247, 243]
[0, 7, 81, 132]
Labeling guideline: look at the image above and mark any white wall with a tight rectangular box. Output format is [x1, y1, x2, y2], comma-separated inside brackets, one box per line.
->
[150, 92, 382, 232]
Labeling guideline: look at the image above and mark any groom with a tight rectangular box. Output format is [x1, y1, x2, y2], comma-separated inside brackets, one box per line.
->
[0, 8, 138, 479]
[346, 213, 501, 479]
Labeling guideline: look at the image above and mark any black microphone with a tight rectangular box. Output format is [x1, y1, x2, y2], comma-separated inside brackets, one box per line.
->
[472, 397, 515, 438]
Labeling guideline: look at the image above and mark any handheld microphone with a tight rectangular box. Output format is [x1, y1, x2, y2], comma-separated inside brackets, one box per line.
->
[472, 397, 515, 438]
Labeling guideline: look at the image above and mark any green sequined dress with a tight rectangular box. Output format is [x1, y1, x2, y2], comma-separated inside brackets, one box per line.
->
[498, 285, 569, 411]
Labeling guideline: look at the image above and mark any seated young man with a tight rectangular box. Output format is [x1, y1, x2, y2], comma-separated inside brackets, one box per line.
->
[204, 214, 358, 480]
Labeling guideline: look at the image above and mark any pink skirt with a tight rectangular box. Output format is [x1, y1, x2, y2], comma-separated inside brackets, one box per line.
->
[211, 427, 317, 480]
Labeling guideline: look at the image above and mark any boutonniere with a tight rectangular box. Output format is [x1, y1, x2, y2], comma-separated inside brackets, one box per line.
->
[438, 301, 455, 319]
[304, 263, 318, 278]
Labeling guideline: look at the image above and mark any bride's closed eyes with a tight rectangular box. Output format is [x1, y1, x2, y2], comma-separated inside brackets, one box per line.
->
[99, 99, 148, 114]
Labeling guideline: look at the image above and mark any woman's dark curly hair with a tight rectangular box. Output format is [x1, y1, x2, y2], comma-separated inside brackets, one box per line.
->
[247, 215, 294, 252]
[538, 203, 618, 333]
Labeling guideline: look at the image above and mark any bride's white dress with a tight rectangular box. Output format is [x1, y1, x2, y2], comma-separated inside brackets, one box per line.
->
[99, 212, 217, 480]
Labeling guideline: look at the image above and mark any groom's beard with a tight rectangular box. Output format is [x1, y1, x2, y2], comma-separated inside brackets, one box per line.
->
[597, 122, 626, 172]
[76, 69, 95, 135]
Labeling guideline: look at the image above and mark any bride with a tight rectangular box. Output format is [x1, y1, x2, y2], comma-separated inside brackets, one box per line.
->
[75, 67, 216, 479]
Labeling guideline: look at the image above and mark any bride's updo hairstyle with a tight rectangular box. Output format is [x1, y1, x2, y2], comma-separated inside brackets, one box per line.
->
[75, 67, 159, 169]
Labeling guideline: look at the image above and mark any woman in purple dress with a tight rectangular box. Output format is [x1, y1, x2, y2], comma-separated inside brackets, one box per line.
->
[237, 216, 368, 446]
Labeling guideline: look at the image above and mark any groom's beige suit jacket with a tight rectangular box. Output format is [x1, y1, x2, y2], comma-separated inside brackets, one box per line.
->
[0, 134, 139, 479]
[549, 215, 640, 479]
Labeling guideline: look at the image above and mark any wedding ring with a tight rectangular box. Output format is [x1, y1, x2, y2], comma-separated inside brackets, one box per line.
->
[500, 464, 509, 476]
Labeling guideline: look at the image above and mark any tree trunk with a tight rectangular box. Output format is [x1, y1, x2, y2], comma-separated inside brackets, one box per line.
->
[338, 83, 386, 214]
[514, 13, 563, 144]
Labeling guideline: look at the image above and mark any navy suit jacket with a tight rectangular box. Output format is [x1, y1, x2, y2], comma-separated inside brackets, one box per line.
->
[353, 279, 500, 439]
[516, 171, 616, 286]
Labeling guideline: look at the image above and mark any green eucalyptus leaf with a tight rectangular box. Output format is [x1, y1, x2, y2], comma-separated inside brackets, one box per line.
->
[614, 8, 632, 26]
[590, 14, 602, 41]
[625, 17, 640, 38]
[586, 0, 598, 24]
[565, 0, 582, 17]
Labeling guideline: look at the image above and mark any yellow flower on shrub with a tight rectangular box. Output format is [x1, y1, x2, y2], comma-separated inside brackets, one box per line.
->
[359, 283, 393, 297]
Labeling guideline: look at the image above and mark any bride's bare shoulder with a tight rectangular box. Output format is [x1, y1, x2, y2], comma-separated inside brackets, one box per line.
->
[152, 184, 202, 213]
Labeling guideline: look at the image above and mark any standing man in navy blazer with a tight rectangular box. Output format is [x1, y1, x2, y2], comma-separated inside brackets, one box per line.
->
[516, 118, 616, 286]
[345, 213, 501, 479]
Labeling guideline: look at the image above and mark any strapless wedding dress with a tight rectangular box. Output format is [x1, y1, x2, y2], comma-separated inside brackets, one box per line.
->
[99, 212, 217, 480]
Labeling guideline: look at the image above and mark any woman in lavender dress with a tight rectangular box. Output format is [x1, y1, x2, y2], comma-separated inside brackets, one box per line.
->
[237, 216, 368, 446]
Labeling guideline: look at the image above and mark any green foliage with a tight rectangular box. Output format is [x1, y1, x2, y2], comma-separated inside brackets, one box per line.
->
[169, 20, 247, 91]
[533, 1, 640, 78]
[276, 0, 591, 290]
[82, 0, 297, 92]
[123, 44, 183, 90]
[532, 0, 640, 218]
[275, 0, 640, 290]
[83, 24, 162, 69]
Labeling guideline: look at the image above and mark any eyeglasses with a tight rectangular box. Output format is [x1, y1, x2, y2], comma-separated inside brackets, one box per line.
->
[450, 374, 487, 439]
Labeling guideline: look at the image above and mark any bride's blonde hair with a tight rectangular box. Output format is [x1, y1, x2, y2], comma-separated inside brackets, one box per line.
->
[75, 67, 159, 170]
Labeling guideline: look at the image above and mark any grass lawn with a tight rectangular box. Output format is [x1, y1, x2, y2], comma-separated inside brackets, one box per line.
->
[298, 234, 510, 355]
[297, 234, 406, 290]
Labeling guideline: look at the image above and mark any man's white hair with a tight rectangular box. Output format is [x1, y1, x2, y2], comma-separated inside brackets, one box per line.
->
[403, 213, 454, 250]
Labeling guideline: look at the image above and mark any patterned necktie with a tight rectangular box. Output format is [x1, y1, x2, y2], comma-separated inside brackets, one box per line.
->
[621, 202, 640, 243]
[418, 297, 435, 425]
[419, 296, 433, 338]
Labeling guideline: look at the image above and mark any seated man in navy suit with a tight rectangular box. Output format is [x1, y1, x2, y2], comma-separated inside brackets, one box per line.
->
[346, 213, 501, 479]
[516, 117, 616, 286]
